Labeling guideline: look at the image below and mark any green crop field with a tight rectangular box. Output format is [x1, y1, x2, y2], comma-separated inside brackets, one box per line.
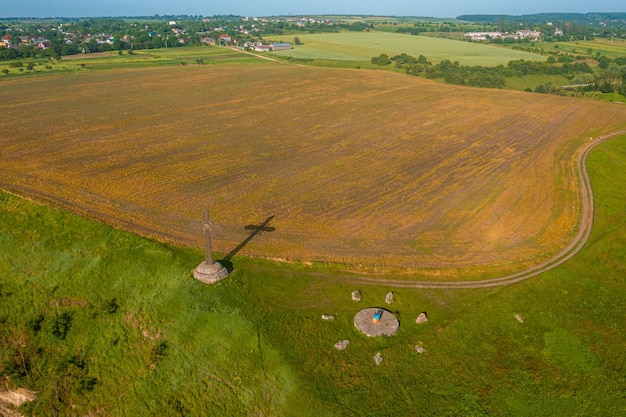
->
[269, 30, 546, 65]
[0, 47, 260, 77]
[1, 133, 625, 415]
[530, 37, 626, 60]
[503, 74, 570, 91]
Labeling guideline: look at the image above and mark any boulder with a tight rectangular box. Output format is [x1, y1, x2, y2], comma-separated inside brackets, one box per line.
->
[334, 340, 350, 350]
[416, 312, 428, 324]
[385, 291, 394, 304]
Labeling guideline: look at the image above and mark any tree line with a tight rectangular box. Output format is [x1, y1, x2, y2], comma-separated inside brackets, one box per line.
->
[371, 52, 626, 95]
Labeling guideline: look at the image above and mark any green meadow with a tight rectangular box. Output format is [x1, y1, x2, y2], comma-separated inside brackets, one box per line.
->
[0, 47, 261, 77]
[503, 74, 569, 91]
[529, 38, 626, 60]
[269, 30, 546, 65]
[1, 132, 625, 415]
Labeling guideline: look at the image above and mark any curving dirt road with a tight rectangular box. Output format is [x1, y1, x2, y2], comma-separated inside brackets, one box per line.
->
[344, 129, 626, 288]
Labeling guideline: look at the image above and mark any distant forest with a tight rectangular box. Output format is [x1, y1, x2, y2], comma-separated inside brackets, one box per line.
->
[459, 13, 626, 26]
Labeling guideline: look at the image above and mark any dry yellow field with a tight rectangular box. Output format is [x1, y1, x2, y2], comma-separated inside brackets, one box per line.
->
[2, 64, 625, 276]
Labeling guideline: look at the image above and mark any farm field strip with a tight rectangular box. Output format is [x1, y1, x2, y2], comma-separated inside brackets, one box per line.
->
[2, 63, 626, 277]
[270, 30, 546, 65]
[535, 38, 626, 59]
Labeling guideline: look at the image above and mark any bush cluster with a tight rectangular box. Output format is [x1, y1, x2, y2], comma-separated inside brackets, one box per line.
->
[375, 52, 626, 94]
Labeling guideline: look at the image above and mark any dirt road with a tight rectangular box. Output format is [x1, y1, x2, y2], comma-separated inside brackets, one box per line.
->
[343, 130, 626, 288]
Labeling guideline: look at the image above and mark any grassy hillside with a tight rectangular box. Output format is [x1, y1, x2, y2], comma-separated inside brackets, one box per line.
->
[269, 31, 545, 66]
[2, 63, 626, 275]
[1, 133, 625, 415]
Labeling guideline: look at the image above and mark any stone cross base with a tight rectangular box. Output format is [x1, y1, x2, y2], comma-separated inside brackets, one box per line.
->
[193, 261, 229, 284]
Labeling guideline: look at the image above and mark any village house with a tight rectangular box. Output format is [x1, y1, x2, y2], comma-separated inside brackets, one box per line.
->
[464, 31, 502, 41]
[465, 30, 543, 41]
[516, 30, 543, 40]
[254, 43, 271, 52]
[1, 34, 51, 48]
[218, 34, 231, 45]
[98, 36, 115, 45]
[36, 40, 50, 49]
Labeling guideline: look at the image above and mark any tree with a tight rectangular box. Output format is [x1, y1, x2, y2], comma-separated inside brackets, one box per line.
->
[569, 73, 595, 86]
[294, 36, 301, 45]
[597, 64, 624, 92]
[371, 53, 390, 66]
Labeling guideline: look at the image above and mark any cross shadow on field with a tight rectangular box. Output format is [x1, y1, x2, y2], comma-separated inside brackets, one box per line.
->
[217, 215, 275, 271]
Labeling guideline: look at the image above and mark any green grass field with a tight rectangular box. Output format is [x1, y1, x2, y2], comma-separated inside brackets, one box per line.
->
[1, 133, 625, 416]
[0, 47, 260, 78]
[504, 74, 569, 91]
[530, 38, 626, 60]
[269, 30, 546, 66]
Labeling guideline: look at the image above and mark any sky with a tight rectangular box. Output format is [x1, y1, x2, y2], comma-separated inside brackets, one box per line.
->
[1, 0, 624, 19]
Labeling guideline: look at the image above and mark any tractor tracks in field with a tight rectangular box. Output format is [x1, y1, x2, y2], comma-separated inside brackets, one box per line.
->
[1, 130, 624, 289]
[340, 129, 626, 289]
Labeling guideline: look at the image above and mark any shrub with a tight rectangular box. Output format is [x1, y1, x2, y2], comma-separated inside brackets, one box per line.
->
[371, 53, 391, 66]
[50, 311, 73, 340]
[149, 341, 168, 367]
[28, 314, 45, 332]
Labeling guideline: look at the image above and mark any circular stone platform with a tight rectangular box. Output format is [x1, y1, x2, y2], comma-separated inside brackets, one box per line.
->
[193, 261, 229, 284]
[354, 308, 399, 337]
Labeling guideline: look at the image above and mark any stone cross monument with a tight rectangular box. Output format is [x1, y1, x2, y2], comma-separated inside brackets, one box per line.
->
[202, 209, 215, 265]
[193, 208, 229, 284]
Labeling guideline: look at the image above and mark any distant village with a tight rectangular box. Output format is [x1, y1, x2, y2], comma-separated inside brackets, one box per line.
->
[464, 28, 560, 42]
[463, 17, 581, 42]
[1, 13, 625, 59]
[0, 16, 332, 53]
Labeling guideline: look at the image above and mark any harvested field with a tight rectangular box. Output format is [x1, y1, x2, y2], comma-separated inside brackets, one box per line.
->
[1, 64, 625, 275]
